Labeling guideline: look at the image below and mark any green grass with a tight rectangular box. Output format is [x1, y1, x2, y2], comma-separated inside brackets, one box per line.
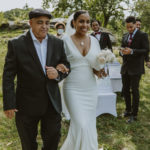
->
[0, 30, 150, 150]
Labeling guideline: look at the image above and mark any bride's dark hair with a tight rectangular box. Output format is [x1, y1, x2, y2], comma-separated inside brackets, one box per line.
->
[71, 10, 89, 28]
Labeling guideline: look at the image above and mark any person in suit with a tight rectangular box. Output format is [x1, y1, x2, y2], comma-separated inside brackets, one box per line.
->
[91, 19, 112, 51]
[135, 18, 150, 68]
[120, 16, 149, 123]
[135, 18, 142, 30]
[2, 9, 70, 150]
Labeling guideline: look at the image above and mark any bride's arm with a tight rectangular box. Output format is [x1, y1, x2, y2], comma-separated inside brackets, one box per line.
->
[56, 64, 69, 74]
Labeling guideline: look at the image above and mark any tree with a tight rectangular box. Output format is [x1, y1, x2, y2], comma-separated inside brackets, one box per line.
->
[42, 0, 85, 17]
[134, 0, 150, 35]
[42, 0, 129, 27]
[85, 0, 128, 27]
[3, 7, 33, 21]
[0, 12, 7, 25]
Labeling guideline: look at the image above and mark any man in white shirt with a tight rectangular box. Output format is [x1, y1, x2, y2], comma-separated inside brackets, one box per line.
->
[91, 19, 113, 51]
[2, 8, 70, 150]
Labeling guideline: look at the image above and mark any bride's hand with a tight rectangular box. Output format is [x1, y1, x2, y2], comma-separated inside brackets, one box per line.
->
[93, 68, 107, 78]
[56, 64, 69, 74]
[93, 69, 102, 78]
[99, 68, 107, 78]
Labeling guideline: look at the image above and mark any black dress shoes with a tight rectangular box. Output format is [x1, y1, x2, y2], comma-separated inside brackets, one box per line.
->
[127, 116, 137, 123]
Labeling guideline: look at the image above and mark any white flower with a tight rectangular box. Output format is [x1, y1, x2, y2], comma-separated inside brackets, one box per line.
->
[97, 49, 116, 64]
[97, 52, 106, 64]
[106, 54, 113, 62]
[97, 56, 106, 64]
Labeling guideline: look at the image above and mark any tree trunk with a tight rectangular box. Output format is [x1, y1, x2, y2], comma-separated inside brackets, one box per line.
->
[104, 16, 109, 27]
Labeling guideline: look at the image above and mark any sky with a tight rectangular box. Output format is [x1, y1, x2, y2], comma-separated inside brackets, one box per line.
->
[0, 0, 44, 12]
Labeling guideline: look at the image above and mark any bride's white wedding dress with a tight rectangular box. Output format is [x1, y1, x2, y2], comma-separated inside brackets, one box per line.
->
[60, 35, 102, 150]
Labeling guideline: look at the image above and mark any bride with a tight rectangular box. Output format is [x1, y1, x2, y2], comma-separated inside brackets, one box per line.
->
[48, 10, 104, 150]
[61, 10, 104, 150]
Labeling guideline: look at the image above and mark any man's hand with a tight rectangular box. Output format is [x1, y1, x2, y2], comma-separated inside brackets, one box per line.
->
[56, 64, 69, 74]
[146, 61, 150, 68]
[4, 109, 18, 119]
[46, 66, 59, 79]
[121, 47, 132, 55]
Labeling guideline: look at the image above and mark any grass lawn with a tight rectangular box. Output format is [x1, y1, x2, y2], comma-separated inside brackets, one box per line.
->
[0, 30, 150, 150]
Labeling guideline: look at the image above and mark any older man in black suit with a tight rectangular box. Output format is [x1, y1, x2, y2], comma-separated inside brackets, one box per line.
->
[2, 9, 70, 150]
[91, 19, 112, 51]
[120, 16, 149, 123]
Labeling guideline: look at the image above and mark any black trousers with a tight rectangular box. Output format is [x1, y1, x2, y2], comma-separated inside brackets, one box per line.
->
[15, 101, 61, 150]
[122, 73, 141, 116]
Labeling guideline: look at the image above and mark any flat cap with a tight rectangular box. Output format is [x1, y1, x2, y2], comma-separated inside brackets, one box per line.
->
[29, 8, 52, 19]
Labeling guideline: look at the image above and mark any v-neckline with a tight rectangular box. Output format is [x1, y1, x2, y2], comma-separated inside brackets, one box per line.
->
[69, 36, 92, 58]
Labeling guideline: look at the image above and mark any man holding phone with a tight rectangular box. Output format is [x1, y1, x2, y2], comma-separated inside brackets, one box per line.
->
[120, 16, 149, 123]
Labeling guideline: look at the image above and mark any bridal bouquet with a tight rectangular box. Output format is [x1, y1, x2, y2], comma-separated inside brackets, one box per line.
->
[97, 49, 116, 65]
[97, 49, 116, 78]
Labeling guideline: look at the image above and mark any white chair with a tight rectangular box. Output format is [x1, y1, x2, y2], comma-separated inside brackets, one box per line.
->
[108, 62, 122, 92]
[96, 77, 117, 117]
[96, 93, 117, 117]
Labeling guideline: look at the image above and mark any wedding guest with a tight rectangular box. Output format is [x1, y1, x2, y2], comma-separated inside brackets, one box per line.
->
[135, 18, 142, 30]
[55, 22, 65, 38]
[91, 19, 112, 51]
[54, 21, 70, 121]
[135, 18, 150, 68]
[2, 8, 70, 150]
[120, 16, 149, 123]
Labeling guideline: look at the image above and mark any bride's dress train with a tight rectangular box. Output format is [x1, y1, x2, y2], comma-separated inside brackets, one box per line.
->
[60, 35, 102, 150]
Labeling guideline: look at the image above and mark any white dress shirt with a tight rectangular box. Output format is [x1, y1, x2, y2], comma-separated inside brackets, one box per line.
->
[30, 29, 48, 74]
[94, 30, 101, 41]
[120, 28, 138, 56]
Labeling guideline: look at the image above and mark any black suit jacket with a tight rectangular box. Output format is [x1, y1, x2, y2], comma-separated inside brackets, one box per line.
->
[91, 32, 112, 51]
[120, 30, 149, 75]
[2, 31, 70, 116]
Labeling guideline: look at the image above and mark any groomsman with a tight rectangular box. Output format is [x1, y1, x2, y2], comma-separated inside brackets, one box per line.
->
[135, 18, 142, 30]
[135, 18, 150, 68]
[91, 20, 113, 51]
[120, 16, 149, 123]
